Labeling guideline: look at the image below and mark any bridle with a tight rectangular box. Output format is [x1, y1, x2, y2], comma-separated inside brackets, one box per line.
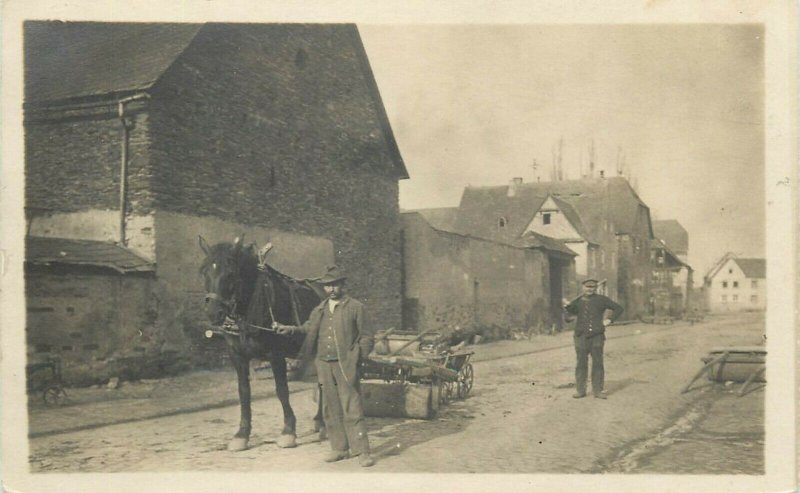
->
[204, 250, 280, 335]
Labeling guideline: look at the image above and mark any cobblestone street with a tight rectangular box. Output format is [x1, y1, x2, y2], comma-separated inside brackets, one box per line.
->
[28, 313, 764, 474]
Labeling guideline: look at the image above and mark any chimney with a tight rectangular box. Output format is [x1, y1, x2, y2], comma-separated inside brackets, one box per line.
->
[508, 177, 523, 197]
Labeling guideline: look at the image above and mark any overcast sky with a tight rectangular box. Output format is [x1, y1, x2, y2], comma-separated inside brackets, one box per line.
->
[359, 24, 764, 276]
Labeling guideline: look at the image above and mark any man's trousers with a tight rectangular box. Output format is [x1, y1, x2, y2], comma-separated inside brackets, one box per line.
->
[315, 359, 370, 456]
[574, 333, 605, 394]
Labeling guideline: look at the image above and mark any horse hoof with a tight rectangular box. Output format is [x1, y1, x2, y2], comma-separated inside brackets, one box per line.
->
[318, 427, 327, 442]
[277, 434, 297, 448]
[228, 437, 249, 452]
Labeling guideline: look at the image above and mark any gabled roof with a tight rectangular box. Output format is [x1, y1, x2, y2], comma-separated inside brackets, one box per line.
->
[652, 219, 688, 255]
[406, 211, 575, 258]
[549, 195, 598, 244]
[733, 258, 766, 279]
[454, 177, 652, 246]
[26, 236, 155, 273]
[24, 22, 408, 180]
[651, 238, 690, 269]
[25, 21, 203, 104]
[407, 207, 460, 232]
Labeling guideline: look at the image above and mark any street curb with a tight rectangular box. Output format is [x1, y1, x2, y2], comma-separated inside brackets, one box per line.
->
[27, 383, 317, 439]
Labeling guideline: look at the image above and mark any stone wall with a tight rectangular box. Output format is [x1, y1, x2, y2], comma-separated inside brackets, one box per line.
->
[147, 24, 403, 330]
[402, 213, 555, 335]
[25, 266, 159, 385]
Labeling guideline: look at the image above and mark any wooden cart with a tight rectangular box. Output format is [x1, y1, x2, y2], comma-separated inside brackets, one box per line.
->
[360, 330, 474, 419]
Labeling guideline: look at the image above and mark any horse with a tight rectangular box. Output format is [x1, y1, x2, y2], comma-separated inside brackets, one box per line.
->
[199, 235, 325, 451]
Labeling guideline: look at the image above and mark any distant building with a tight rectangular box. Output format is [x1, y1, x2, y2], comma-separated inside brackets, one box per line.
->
[703, 255, 766, 312]
[652, 220, 689, 264]
[649, 238, 693, 318]
[402, 210, 576, 333]
[650, 219, 694, 318]
[24, 22, 407, 380]
[451, 176, 654, 319]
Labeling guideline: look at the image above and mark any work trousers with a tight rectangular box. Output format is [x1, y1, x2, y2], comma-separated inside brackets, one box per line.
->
[315, 359, 370, 456]
[574, 333, 605, 394]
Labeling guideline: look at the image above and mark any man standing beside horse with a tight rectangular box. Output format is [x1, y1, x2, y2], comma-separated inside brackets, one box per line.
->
[564, 279, 624, 400]
[275, 265, 376, 467]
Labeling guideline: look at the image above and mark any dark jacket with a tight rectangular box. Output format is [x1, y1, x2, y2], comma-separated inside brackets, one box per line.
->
[296, 296, 373, 383]
[565, 294, 624, 337]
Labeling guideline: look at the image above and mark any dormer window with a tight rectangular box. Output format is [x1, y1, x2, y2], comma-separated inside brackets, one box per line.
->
[543, 213, 551, 225]
[498, 217, 507, 228]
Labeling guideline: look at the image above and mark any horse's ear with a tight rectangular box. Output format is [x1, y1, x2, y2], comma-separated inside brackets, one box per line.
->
[199, 235, 210, 255]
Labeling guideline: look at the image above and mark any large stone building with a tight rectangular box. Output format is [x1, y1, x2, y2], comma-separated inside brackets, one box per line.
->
[24, 22, 407, 380]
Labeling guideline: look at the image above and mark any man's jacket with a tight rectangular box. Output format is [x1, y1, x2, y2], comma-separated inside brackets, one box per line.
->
[296, 296, 373, 384]
[565, 294, 624, 337]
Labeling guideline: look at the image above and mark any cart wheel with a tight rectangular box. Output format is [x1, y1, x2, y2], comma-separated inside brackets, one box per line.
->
[457, 363, 474, 399]
[441, 381, 453, 405]
[43, 385, 67, 406]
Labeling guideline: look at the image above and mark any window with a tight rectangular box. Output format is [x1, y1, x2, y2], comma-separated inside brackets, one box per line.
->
[732, 295, 739, 302]
[733, 281, 738, 288]
[728, 268, 733, 274]
[722, 281, 728, 288]
[751, 280, 758, 288]
[543, 213, 551, 225]
[721, 295, 727, 302]
[498, 217, 507, 228]
[751, 295, 758, 303]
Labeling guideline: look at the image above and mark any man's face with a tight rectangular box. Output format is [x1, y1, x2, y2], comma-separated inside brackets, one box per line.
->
[582, 283, 598, 296]
[324, 281, 345, 300]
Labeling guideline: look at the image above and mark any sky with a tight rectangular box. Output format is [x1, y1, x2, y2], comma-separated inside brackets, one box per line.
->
[359, 24, 764, 276]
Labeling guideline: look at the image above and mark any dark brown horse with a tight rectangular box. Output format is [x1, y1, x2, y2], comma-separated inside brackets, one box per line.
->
[199, 235, 324, 451]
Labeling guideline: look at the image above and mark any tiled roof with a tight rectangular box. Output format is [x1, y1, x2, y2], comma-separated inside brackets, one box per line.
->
[409, 211, 575, 257]
[651, 238, 689, 269]
[733, 258, 766, 279]
[454, 177, 652, 245]
[652, 219, 688, 254]
[25, 21, 203, 103]
[550, 195, 598, 244]
[26, 236, 155, 273]
[512, 231, 577, 257]
[407, 207, 460, 232]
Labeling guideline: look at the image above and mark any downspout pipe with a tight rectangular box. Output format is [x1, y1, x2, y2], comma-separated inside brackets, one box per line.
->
[117, 93, 149, 246]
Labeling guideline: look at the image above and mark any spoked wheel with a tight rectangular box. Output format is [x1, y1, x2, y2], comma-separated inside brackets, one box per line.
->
[43, 385, 67, 406]
[456, 363, 474, 399]
[441, 381, 454, 405]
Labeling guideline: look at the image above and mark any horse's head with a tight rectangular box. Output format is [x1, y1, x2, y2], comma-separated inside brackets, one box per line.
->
[199, 235, 258, 325]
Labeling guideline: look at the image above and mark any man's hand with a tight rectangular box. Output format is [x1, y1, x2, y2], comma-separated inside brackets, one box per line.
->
[603, 318, 612, 328]
[274, 323, 297, 335]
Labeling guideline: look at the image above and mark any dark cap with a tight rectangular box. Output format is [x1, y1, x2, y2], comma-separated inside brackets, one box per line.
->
[318, 265, 347, 285]
[582, 278, 600, 286]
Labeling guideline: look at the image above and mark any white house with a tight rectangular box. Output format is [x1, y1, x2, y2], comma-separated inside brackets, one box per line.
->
[704, 255, 766, 312]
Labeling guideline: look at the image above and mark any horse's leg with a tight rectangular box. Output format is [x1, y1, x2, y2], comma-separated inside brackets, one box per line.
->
[270, 353, 297, 448]
[314, 384, 327, 441]
[229, 352, 252, 451]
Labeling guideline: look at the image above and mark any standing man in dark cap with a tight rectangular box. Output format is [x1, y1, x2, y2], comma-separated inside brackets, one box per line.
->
[275, 265, 375, 467]
[564, 279, 624, 399]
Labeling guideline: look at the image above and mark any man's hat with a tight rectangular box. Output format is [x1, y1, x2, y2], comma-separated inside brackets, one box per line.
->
[318, 265, 347, 285]
[582, 278, 599, 286]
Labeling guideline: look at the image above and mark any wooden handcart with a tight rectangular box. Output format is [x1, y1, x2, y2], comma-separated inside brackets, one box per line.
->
[681, 345, 766, 397]
[361, 329, 474, 419]
[26, 356, 68, 406]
